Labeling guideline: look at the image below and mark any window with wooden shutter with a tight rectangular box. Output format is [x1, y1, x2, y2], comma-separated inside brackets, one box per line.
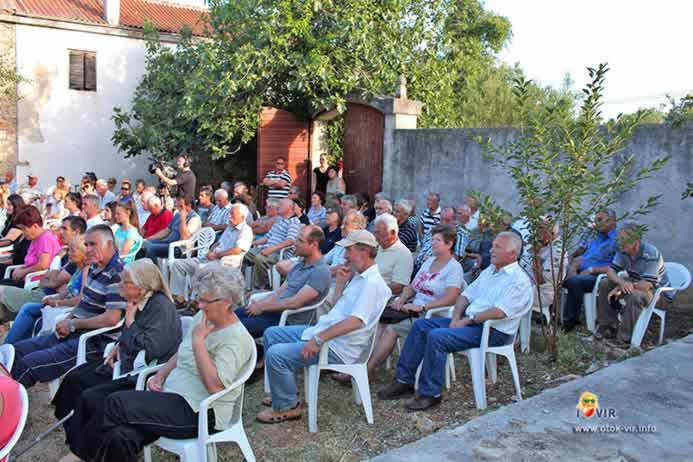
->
[68, 50, 97, 92]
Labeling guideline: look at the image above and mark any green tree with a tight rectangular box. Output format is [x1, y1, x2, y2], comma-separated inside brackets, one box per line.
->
[0, 52, 25, 101]
[112, 0, 520, 161]
[484, 63, 669, 359]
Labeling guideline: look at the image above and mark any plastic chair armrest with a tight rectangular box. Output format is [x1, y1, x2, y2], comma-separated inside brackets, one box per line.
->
[167, 239, 191, 261]
[424, 305, 454, 319]
[136, 364, 167, 390]
[76, 320, 124, 365]
[4, 264, 22, 279]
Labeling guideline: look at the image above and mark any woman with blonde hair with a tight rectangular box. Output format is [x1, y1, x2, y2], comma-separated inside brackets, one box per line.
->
[53, 259, 182, 462]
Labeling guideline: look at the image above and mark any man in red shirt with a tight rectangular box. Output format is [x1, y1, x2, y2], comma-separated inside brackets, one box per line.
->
[142, 195, 173, 239]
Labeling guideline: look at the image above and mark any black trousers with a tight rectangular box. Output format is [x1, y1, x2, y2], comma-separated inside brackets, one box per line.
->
[90, 390, 215, 462]
[52, 360, 134, 460]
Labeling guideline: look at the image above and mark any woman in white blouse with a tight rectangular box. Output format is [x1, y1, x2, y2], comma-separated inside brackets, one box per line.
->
[369, 224, 464, 373]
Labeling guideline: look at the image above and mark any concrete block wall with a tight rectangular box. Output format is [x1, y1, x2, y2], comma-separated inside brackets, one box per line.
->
[384, 124, 693, 270]
[0, 21, 17, 175]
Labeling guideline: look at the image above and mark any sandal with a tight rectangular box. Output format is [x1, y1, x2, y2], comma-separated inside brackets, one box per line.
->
[256, 402, 303, 424]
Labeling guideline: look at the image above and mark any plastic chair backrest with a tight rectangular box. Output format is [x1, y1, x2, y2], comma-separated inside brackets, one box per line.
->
[0, 384, 29, 460]
[0, 344, 15, 370]
[664, 262, 691, 292]
[49, 255, 62, 270]
[196, 227, 216, 255]
[125, 238, 144, 262]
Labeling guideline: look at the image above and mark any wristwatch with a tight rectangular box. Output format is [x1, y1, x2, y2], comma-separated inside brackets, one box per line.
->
[313, 335, 324, 347]
[588, 266, 594, 274]
[421, 304, 427, 313]
[467, 313, 476, 323]
[69, 319, 77, 334]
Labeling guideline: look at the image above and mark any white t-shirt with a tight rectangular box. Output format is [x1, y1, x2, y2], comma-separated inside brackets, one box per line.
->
[302, 264, 391, 364]
[86, 215, 105, 229]
[467, 209, 480, 232]
[410, 257, 464, 306]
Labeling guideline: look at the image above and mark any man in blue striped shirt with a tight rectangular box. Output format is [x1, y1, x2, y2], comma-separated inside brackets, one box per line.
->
[11, 225, 126, 388]
[263, 157, 292, 200]
[244, 198, 301, 289]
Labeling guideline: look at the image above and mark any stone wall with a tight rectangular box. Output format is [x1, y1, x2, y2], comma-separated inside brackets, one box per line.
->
[0, 21, 17, 175]
[384, 124, 693, 270]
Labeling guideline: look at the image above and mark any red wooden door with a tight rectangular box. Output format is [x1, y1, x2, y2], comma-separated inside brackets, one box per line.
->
[257, 107, 310, 209]
[343, 103, 384, 199]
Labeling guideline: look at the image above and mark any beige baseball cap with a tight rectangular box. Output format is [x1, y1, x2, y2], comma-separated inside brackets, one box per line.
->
[336, 229, 378, 248]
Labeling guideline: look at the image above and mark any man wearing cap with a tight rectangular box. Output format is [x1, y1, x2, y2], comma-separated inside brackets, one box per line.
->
[4, 171, 17, 194]
[18, 173, 42, 206]
[257, 229, 391, 424]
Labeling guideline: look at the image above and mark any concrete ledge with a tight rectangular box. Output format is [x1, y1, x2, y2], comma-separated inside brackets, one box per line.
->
[371, 334, 693, 461]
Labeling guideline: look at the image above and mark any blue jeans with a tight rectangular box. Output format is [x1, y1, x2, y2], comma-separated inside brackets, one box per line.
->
[395, 317, 512, 398]
[143, 240, 172, 259]
[235, 307, 281, 339]
[12, 332, 105, 388]
[264, 325, 342, 411]
[3, 302, 43, 345]
[562, 274, 598, 324]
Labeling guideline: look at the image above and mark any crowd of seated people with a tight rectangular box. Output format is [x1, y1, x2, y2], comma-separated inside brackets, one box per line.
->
[0, 161, 676, 461]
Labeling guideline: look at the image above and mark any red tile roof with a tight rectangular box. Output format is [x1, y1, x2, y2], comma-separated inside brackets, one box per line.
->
[11, 0, 208, 36]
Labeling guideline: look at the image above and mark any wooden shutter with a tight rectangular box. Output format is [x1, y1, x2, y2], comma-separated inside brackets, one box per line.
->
[69, 51, 85, 90]
[84, 52, 97, 91]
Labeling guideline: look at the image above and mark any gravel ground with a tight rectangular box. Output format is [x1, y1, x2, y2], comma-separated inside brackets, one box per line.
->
[5, 289, 692, 461]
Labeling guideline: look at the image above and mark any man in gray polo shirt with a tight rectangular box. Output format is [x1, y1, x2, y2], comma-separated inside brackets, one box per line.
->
[236, 225, 331, 338]
[596, 223, 668, 344]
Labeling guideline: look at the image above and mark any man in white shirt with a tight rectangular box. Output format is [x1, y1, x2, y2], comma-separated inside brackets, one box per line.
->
[169, 203, 254, 304]
[257, 230, 391, 424]
[378, 231, 531, 411]
[82, 195, 105, 229]
[95, 178, 116, 209]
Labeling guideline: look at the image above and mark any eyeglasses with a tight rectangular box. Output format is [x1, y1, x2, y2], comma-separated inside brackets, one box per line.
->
[121, 187, 130, 191]
[198, 296, 225, 306]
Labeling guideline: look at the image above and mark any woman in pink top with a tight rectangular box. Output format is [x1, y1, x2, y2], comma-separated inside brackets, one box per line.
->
[0, 364, 21, 462]
[0, 206, 61, 289]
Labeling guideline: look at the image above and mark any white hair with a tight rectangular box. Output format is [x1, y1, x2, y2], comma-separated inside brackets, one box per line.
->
[95, 179, 107, 188]
[374, 213, 399, 234]
[214, 188, 229, 200]
[266, 198, 280, 209]
[141, 191, 154, 203]
[496, 231, 523, 256]
[147, 195, 162, 207]
[395, 199, 412, 215]
[376, 199, 393, 214]
[230, 202, 249, 219]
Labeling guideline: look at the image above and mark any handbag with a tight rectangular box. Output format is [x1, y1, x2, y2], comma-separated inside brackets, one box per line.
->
[379, 307, 419, 325]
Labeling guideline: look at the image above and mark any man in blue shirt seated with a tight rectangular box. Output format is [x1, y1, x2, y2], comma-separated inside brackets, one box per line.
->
[596, 223, 668, 344]
[562, 208, 618, 332]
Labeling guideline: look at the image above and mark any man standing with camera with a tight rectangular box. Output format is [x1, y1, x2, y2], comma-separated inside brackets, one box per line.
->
[154, 154, 197, 201]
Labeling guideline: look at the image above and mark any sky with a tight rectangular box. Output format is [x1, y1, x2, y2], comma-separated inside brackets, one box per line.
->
[483, 0, 692, 118]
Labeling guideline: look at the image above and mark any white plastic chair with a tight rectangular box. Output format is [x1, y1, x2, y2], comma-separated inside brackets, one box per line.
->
[181, 228, 217, 300]
[141, 346, 257, 462]
[46, 315, 124, 399]
[304, 298, 389, 433]
[3, 254, 62, 290]
[244, 246, 293, 291]
[159, 228, 203, 283]
[630, 262, 691, 348]
[452, 299, 533, 410]
[0, 344, 15, 370]
[256, 291, 329, 394]
[110, 316, 194, 380]
[0, 384, 29, 461]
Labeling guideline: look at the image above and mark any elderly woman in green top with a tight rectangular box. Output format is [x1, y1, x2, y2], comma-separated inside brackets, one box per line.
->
[63, 265, 255, 462]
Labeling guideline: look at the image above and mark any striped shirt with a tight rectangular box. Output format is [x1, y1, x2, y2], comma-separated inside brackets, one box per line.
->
[71, 253, 126, 319]
[262, 216, 301, 257]
[611, 241, 668, 288]
[453, 225, 471, 259]
[207, 204, 231, 226]
[420, 207, 441, 237]
[264, 169, 292, 199]
[398, 219, 418, 253]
